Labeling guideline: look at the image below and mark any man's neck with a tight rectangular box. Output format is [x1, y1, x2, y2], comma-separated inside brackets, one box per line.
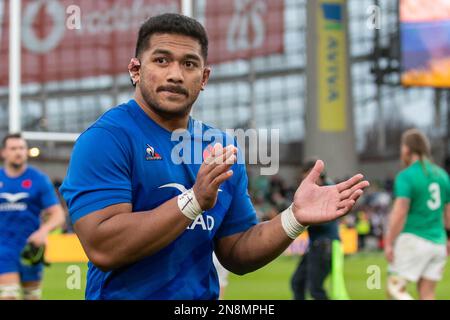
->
[409, 154, 423, 165]
[134, 93, 190, 132]
[5, 164, 27, 178]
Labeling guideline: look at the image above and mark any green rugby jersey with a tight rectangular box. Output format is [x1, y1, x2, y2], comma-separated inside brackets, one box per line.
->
[394, 160, 450, 244]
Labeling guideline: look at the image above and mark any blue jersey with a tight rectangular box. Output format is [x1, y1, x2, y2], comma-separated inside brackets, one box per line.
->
[0, 166, 59, 258]
[60, 99, 258, 300]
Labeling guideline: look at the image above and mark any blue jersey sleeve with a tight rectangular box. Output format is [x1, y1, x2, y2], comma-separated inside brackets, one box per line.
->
[215, 148, 258, 239]
[60, 127, 132, 224]
[39, 174, 59, 210]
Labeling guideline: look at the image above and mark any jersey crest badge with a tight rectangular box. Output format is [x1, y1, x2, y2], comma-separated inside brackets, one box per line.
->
[145, 144, 162, 161]
[22, 179, 33, 189]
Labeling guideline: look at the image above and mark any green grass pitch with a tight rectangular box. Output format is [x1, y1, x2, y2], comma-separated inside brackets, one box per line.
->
[41, 252, 450, 300]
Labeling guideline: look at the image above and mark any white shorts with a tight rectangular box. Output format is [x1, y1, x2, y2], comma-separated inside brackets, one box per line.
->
[213, 253, 230, 287]
[389, 233, 447, 282]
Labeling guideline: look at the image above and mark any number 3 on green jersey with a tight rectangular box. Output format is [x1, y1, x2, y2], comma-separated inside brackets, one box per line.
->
[427, 183, 441, 211]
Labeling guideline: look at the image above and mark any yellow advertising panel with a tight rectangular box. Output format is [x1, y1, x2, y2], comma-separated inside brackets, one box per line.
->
[46, 228, 357, 263]
[339, 227, 358, 254]
[285, 228, 358, 256]
[46, 234, 88, 263]
[317, 0, 348, 132]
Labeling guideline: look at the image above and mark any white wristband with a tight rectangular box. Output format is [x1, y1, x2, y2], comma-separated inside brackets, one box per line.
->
[281, 204, 308, 240]
[178, 188, 203, 220]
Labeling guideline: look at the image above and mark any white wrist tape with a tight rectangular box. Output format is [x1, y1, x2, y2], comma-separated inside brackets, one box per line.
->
[281, 204, 308, 240]
[178, 188, 203, 220]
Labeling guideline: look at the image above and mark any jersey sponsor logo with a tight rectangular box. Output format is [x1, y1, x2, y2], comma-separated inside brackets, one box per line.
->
[159, 183, 223, 193]
[187, 214, 215, 231]
[0, 193, 29, 203]
[158, 183, 223, 232]
[145, 144, 162, 161]
[0, 192, 29, 211]
[159, 183, 188, 193]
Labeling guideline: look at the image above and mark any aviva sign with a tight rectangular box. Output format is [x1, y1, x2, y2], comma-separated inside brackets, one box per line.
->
[317, 1, 349, 132]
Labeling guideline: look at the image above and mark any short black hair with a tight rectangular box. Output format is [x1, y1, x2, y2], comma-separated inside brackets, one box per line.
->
[2, 133, 23, 148]
[135, 13, 209, 62]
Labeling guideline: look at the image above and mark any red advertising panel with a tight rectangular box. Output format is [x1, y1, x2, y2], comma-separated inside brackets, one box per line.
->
[0, 0, 180, 86]
[205, 0, 285, 65]
[0, 0, 285, 86]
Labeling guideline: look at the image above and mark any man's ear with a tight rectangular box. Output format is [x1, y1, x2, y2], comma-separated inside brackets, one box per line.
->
[128, 58, 141, 86]
[201, 67, 211, 91]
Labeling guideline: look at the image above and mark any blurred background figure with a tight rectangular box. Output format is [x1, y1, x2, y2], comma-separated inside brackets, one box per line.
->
[290, 159, 340, 300]
[0, 134, 65, 300]
[385, 129, 450, 300]
[355, 210, 371, 251]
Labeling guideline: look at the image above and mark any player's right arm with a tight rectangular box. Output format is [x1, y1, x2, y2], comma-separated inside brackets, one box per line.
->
[445, 204, 450, 255]
[445, 173, 450, 255]
[384, 198, 410, 262]
[63, 128, 236, 271]
[74, 199, 191, 271]
[384, 171, 412, 263]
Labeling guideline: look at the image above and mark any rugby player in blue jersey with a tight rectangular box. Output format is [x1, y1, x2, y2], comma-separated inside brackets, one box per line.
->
[0, 134, 65, 300]
[60, 13, 369, 300]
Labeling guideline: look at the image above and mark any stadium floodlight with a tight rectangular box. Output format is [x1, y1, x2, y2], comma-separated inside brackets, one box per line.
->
[28, 147, 40, 158]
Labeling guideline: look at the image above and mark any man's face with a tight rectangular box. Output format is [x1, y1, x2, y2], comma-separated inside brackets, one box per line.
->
[133, 33, 210, 119]
[2, 138, 28, 169]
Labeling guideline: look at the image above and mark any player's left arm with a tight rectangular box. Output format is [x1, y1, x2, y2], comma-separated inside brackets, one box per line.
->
[445, 204, 450, 255]
[446, 204, 450, 229]
[383, 198, 409, 262]
[383, 171, 411, 263]
[28, 204, 66, 247]
[27, 176, 66, 247]
[215, 161, 369, 275]
[445, 174, 450, 254]
[215, 215, 296, 275]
